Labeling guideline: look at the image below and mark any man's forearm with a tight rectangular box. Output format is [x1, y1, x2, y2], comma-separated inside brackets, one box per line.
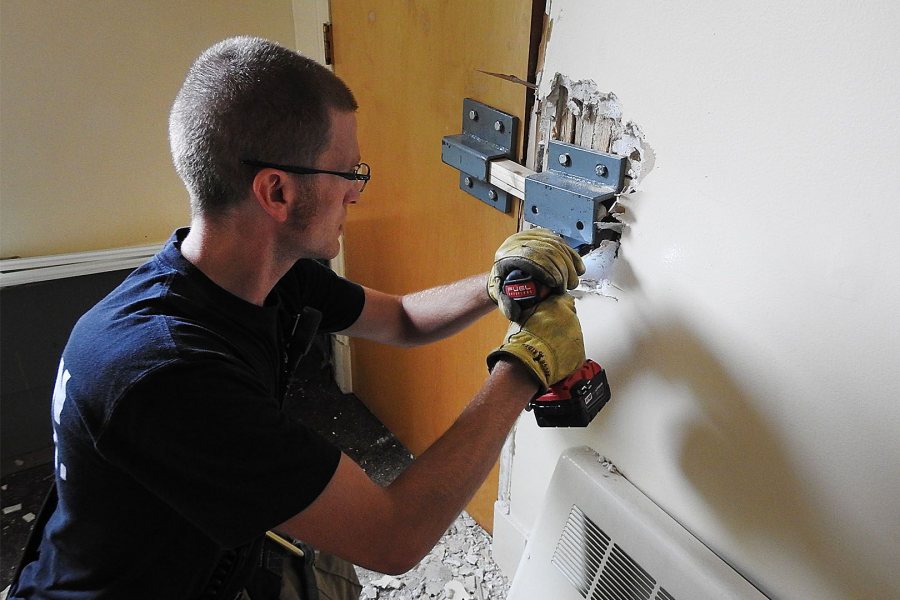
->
[381, 358, 537, 568]
[397, 273, 494, 345]
[275, 358, 538, 574]
[338, 273, 495, 347]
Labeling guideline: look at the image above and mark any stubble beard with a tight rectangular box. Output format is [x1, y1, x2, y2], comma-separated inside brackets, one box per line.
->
[280, 180, 332, 261]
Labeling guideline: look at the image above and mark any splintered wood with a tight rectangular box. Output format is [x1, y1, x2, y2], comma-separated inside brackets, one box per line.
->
[485, 75, 655, 205]
[533, 73, 654, 192]
[547, 87, 615, 156]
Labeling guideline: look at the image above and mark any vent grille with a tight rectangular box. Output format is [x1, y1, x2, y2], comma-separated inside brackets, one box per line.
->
[553, 505, 611, 595]
[552, 505, 676, 600]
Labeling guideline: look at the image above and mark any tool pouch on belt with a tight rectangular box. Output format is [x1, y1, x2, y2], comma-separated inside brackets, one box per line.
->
[200, 535, 318, 600]
[243, 536, 319, 600]
[198, 536, 266, 600]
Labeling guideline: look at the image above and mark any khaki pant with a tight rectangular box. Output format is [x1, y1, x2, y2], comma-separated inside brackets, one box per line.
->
[309, 551, 362, 600]
[239, 549, 362, 600]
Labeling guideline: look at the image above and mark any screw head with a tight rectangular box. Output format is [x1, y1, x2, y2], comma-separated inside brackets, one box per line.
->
[469, 110, 479, 121]
[488, 189, 498, 201]
[494, 120, 504, 132]
[595, 164, 608, 177]
[558, 153, 571, 166]
[464, 176, 473, 188]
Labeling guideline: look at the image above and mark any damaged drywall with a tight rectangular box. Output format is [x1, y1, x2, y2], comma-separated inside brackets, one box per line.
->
[531, 73, 655, 299]
[571, 239, 622, 300]
[535, 73, 655, 191]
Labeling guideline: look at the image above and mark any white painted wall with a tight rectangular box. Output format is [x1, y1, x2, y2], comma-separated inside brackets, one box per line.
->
[496, 2, 900, 598]
[0, 0, 325, 258]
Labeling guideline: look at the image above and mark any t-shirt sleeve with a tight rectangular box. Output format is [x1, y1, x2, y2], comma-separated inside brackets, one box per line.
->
[96, 360, 341, 548]
[278, 260, 365, 332]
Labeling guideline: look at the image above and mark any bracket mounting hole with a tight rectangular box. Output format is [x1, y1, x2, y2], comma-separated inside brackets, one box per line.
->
[531, 205, 539, 215]
[576, 221, 585, 230]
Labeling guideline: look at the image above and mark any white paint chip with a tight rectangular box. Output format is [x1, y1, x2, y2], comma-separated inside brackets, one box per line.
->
[22, 512, 36, 523]
[444, 580, 472, 599]
[2, 503, 23, 515]
[371, 575, 402, 589]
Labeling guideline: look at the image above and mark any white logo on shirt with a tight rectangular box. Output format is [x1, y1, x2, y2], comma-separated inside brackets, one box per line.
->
[52, 359, 71, 481]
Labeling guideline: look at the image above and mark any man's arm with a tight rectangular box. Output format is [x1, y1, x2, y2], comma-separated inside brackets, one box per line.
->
[339, 228, 586, 348]
[275, 358, 537, 574]
[338, 273, 493, 347]
[277, 293, 585, 574]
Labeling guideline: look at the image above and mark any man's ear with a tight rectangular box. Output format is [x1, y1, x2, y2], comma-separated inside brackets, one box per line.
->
[249, 169, 292, 223]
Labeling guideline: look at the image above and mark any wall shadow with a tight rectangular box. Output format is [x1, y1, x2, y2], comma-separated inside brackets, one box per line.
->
[598, 271, 868, 597]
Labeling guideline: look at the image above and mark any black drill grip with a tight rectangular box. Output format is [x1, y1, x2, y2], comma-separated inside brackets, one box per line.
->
[501, 269, 552, 309]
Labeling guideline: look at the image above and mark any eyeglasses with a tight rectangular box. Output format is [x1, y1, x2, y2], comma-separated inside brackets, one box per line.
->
[241, 159, 371, 193]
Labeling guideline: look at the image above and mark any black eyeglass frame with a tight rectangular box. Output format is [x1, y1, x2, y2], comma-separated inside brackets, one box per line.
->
[241, 159, 371, 191]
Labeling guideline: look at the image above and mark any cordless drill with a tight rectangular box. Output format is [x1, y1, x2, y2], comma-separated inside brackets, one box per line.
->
[502, 269, 611, 427]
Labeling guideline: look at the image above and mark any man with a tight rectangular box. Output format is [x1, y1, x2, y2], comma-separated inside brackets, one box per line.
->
[10, 36, 585, 599]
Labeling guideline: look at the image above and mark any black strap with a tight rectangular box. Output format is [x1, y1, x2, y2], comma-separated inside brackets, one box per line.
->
[9, 480, 57, 593]
[243, 536, 319, 600]
[198, 536, 266, 600]
[279, 306, 323, 403]
[286, 307, 323, 377]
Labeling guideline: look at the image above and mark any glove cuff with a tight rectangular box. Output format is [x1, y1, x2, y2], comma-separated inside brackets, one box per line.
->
[486, 347, 550, 390]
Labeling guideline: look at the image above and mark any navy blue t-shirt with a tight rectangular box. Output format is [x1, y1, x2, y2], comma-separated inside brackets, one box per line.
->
[12, 228, 365, 599]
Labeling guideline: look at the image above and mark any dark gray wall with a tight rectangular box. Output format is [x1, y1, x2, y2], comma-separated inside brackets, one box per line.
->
[1, 270, 131, 476]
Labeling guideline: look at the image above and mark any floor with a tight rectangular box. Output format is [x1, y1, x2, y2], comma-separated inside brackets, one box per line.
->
[0, 347, 510, 599]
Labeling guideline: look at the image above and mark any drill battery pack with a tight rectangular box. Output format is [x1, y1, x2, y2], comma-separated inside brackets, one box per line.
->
[528, 359, 611, 427]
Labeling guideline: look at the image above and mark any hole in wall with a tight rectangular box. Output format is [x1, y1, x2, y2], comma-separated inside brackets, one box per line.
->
[533, 73, 656, 247]
[526, 73, 656, 297]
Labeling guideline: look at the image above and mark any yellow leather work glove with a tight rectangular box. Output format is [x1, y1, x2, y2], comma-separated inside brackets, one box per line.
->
[486, 294, 586, 390]
[487, 228, 586, 322]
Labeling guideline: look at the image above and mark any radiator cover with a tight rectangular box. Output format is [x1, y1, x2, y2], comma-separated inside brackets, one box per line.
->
[507, 447, 768, 600]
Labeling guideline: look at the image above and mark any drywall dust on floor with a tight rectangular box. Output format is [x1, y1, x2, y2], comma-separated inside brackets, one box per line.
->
[356, 512, 510, 600]
[0, 464, 55, 590]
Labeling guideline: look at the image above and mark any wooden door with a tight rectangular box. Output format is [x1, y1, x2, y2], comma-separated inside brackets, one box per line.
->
[330, 1, 536, 529]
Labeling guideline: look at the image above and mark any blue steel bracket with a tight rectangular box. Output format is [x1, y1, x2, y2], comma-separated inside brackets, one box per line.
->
[441, 98, 518, 213]
[524, 140, 627, 246]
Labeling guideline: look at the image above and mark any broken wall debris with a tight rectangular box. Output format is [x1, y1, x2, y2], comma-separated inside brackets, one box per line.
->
[535, 73, 655, 192]
[356, 512, 510, 600]
[532, 73, 655, 297]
